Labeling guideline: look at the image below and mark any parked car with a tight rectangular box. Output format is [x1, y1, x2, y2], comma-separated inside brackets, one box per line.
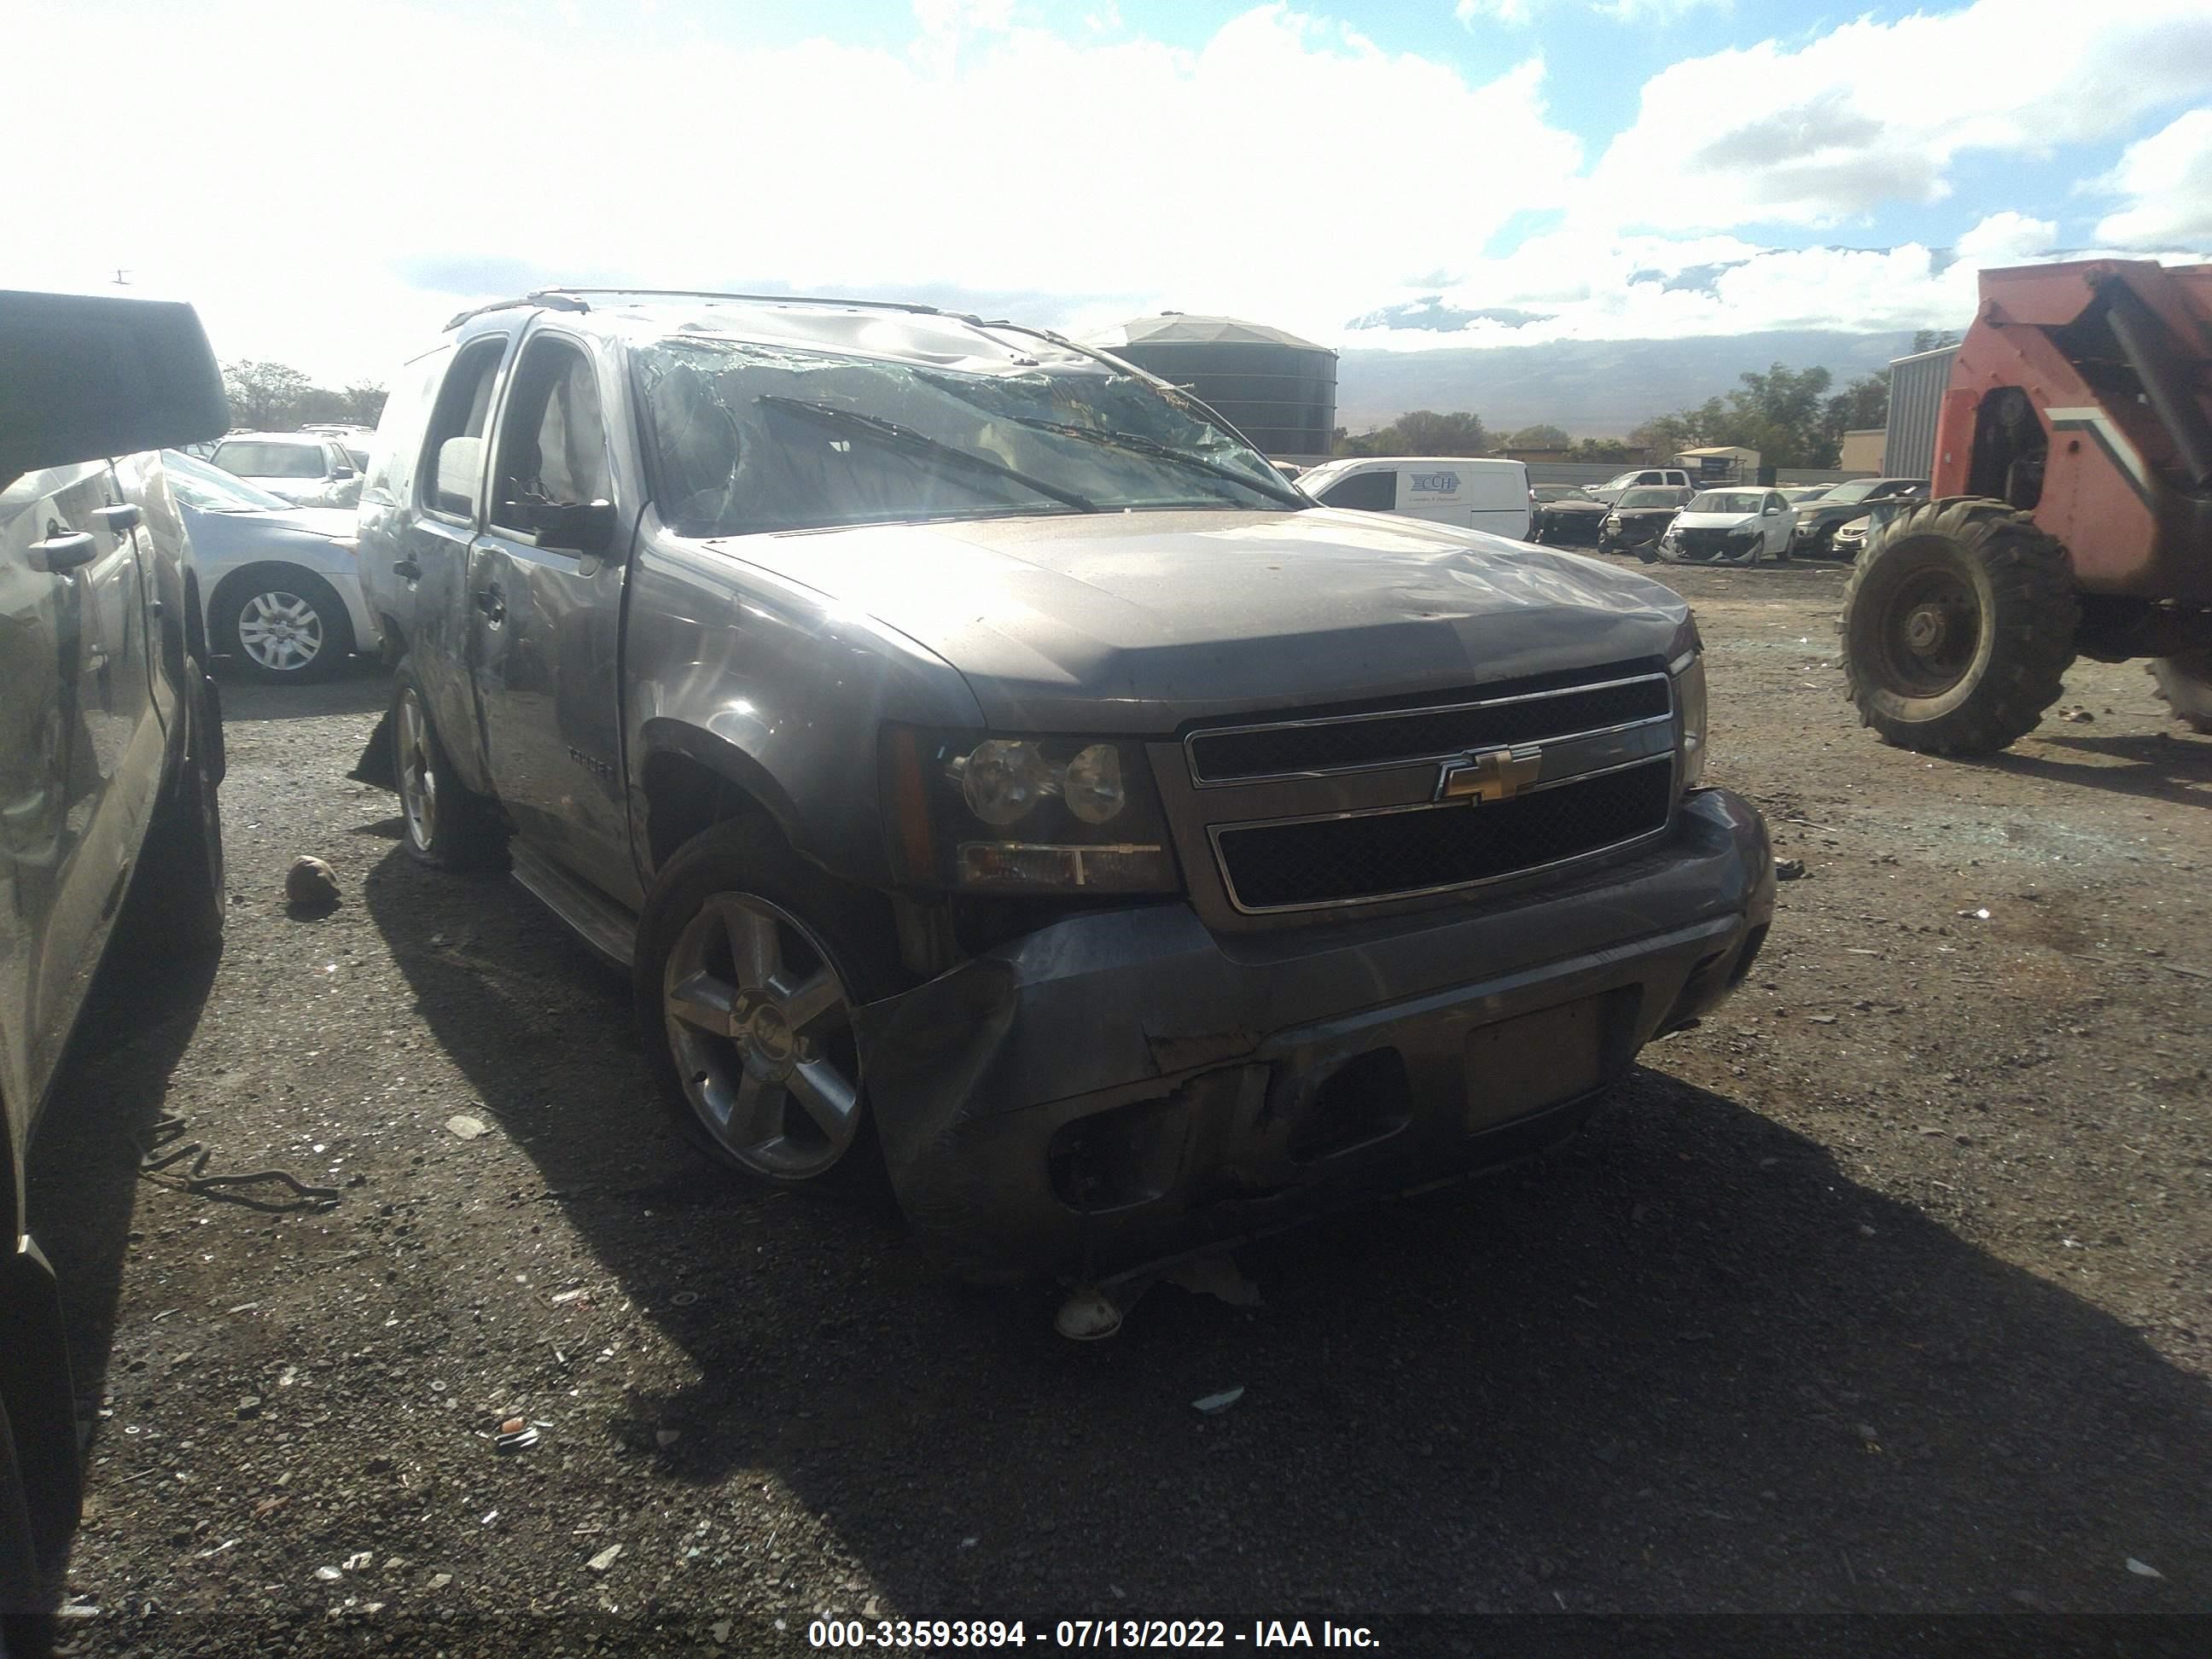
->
[1293, 456, 1533, 538]
[1589, 466, 1695, 504]
[1598, 486, 1694, 557]
[1529, 486, 1609, 546]
[1831, 515, 1871, 559]
[1776, 485, 1832, 505]
[209, 431, 363, 509]
[2, 288, 229, 1628]
[354, 288, 1771, 1287]
[1790, 476, 1927, 557]
[1657, 488, 1799, 565]
[160, 449, 375, 682]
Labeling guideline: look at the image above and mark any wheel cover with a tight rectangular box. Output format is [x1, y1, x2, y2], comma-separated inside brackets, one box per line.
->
[396, 688, 438, 850]
[236, 589, 324, 672]
[663, 893, 863, 1179]
[1871, 563, 1982, 698]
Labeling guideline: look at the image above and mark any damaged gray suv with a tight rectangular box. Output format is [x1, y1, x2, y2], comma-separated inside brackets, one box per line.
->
[355, 289, 1773, 1284]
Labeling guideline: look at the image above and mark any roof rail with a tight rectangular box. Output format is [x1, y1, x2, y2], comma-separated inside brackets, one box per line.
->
[527, 287, 952, 317]
[441, 293, 585, 330]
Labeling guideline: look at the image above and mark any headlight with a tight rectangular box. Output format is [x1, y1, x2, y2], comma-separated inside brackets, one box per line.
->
[1603, 515, 1620, 530]
[1670, 625, 1708, 789]
[882, 726, 1179, 894]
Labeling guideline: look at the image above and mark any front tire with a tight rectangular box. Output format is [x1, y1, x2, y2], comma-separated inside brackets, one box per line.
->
[211, 565, 352, 684]
[635, 816, 904, 1190]
[2150, 653, 2212, 733]
[1839, 498, 2078, 755]
[389, 660, 506, 870]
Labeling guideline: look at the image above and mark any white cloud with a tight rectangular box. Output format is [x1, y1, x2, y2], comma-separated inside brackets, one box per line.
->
[1582, 0, 2212, 232]
[2094, 108, 2212, 248]
[0, 0, 2197, 384]
[1455, 0, 1540, 26]
[1594, 0, 1730, 21]
[0, 0, 1580, 381]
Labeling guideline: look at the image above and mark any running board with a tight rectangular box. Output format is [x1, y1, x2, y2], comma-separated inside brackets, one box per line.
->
[509, 842, 637, 970]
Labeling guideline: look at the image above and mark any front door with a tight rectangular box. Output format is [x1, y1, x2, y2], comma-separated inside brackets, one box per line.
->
[0, 458, 160, 1109]
[468, 331, 634, 903]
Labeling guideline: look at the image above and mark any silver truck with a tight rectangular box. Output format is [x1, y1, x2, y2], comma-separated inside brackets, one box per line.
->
[354, 289, 1773, 1284]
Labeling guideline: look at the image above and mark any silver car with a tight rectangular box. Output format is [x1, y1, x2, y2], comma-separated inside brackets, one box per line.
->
[160, 449, 374, 682]
[208, 431, 362, 509]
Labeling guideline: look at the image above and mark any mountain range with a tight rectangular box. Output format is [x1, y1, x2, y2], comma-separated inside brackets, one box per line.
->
[1333, 330, 1918, 439]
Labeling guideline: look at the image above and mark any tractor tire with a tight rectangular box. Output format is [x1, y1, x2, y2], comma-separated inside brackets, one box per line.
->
[2149, 653, 2212, 734]
[1838, 498, 2079, 756]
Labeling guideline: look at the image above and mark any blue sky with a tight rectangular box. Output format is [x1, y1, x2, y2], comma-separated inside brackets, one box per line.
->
[6, 0, 2209, 378]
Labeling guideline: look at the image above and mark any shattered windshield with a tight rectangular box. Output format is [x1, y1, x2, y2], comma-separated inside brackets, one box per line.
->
[634, 337, 1301, 537]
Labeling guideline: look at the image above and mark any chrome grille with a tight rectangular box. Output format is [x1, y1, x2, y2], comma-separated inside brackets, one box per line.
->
[1212, 757, 1674, 912]
[1187, 673, 1670, 784]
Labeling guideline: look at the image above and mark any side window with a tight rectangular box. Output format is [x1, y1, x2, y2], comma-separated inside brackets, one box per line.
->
[1637, 471, 1660, 485]
[1766, 492, 1784, 513]
[490, 338, 612, 535]
[1318, 470, 1396, 511]
[417, 335, 509, 521]
[366, 344, 451, 504]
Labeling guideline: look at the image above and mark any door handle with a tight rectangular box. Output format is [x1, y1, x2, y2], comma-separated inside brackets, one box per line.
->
[393, 557, 422, 582]
[474, 582, 505, 624]
[29, 531, 98, 573]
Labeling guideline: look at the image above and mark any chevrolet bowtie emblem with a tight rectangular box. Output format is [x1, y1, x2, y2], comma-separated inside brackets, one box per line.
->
[1436, 743, 1543, 803]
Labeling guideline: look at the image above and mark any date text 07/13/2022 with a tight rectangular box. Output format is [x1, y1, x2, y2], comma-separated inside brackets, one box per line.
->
[807, 1618, 1381, 1649]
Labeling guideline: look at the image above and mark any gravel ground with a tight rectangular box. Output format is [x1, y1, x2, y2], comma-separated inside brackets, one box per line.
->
[24, 559, 2212, 1654]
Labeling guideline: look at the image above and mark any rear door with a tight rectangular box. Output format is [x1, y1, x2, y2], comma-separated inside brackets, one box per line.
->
[467, 329, 635, 901]
[390, 332, 515, 795]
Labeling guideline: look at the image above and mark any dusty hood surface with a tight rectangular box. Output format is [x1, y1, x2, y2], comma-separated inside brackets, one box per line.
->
[1672, 511, 1761, 533]
[713, 508, 1688, 729]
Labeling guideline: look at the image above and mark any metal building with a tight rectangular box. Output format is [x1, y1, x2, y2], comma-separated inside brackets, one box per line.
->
[1884, 345, 1959, 480]
[1083, 313, 1337, 459]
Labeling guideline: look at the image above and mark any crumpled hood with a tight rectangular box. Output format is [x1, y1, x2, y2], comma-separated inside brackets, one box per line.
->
[1671, 510, 1761, 532]
[259, 505, 359, 540]
[714, 508, 1690, 730]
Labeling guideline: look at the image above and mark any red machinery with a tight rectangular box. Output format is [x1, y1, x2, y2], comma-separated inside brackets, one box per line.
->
[1841, 259, 2212, 752]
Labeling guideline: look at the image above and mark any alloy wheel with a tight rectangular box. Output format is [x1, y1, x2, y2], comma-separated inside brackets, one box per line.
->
[663, 893, 864, 1180]
[396, 688, 438, 851]
[236, 590, 325, 673]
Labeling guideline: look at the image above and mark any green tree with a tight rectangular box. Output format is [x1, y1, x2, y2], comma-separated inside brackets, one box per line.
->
[1506, 423, 1571, 450]
[1567, 437, 1638, 463]
[1911, 328, 1960, 353]
[1335, 409, 1489, 457]
[1821, 373, 1890, 458]
[340, 382, 388, 425]
[222, 360, 314, 428]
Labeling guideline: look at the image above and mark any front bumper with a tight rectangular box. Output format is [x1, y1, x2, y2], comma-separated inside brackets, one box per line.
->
[1660, 534, 1760, 564]
[855, 787, 1773, 1284]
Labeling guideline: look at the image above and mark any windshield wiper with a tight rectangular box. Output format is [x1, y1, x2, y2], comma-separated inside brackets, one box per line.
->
[1004, 416, 1308, 509]
[756, 397, 1097, 513]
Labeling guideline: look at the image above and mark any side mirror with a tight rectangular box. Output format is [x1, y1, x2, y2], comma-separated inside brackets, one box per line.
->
[332, 464, 356, 480]
[504, 498, 617, 557]
[0, 290, 227, 486]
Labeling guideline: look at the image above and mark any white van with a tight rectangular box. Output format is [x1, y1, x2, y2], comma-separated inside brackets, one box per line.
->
[1297, 456, 1533, 539]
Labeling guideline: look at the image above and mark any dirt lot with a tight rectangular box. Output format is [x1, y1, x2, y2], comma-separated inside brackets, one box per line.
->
[25, 559, 2212, 1653]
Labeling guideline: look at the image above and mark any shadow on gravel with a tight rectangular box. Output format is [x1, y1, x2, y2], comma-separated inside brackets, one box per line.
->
[212, 657, 389, 724]
[24, 941, 221, 1526]
[361, 847, 2211, 1615]
[1966, 730, 2212, 812]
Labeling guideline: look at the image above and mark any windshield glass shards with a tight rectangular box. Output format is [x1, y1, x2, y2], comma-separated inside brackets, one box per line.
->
[634, 338, 1299, 537]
